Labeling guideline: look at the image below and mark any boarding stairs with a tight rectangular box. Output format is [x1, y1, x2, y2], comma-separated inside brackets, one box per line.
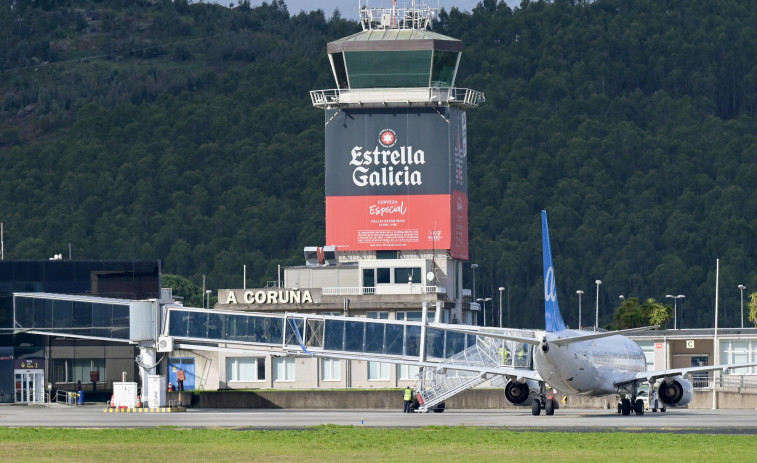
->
[416, 332, 532, 412]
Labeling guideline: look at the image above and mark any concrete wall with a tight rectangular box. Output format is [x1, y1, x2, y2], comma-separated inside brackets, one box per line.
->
[173, 388, 757, 410]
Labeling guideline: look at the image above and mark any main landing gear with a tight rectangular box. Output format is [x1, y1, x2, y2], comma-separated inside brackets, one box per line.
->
[531, 397, 557, 416]
[531, 383, 558, 416]
[617, 397, 644, 415]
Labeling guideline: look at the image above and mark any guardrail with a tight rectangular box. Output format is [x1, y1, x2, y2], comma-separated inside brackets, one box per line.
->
[310, 87, 485, 109]
[322, 286, 442, 296]
[691, 374, 757, 391]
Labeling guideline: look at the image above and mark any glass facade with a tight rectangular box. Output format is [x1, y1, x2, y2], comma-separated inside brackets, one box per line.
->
[14, 295, 130, 340]
[165, 308, 482, 365]
[430, 51, 458, 87]
[0, 260, 160, 402]
[720, 339, 757, 374]
[345, 50, 432, 88]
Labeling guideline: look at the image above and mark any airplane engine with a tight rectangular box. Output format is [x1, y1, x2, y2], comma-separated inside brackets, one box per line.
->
[658, 376, 693, 407]
[505, 380, 540, 405]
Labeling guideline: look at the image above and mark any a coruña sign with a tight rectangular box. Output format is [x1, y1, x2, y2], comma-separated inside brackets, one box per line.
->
[223, 289, 314, 305]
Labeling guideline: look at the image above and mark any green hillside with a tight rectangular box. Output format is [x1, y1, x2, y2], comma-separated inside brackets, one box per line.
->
[2, 0, 757, 329]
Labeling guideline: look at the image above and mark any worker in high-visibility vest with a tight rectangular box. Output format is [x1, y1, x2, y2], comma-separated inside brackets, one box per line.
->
[516, 344, 528, 365]
[403, 386, 414, 413]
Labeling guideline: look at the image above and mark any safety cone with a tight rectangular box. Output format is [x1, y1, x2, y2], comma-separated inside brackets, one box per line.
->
[136, 395, 142, 408]
[109, 394, 115, 408]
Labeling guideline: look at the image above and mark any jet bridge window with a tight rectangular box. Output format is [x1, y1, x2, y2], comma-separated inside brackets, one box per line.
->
[405, 325, 421, 357]
[385, 324, 404, 355]
[168, 310, 190, 337]
[425, 327, 445, 360]
[188, 312, 209, 338]
[324, 319, 345, 351]
[345, 320, 365, 351]
[365, 322, 384, 354]
[445, 331, 467, 358]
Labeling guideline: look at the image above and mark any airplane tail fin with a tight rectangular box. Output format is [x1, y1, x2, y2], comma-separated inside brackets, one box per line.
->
[542, 210, 567, 332]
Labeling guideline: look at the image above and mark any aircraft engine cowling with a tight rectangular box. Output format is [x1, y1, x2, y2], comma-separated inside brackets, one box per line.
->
[505, 380, 540, 405]
[658, 376, 693, 407]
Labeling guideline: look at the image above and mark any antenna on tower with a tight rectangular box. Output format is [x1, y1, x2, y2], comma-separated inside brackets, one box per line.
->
[359, 0, 438, 31]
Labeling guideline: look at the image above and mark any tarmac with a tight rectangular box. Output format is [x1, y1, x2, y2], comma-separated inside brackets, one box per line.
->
[2, 404, 757, 433]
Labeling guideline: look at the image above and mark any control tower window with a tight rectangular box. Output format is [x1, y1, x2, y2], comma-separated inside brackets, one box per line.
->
[331, 52, 349, 89]
[345, 50, 432, 88]
[431, 51, 459, 88]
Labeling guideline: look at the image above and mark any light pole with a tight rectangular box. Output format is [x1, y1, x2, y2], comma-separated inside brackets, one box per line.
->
[205, 290, 212, 310]
[739, 284, 746, 329]
[576, 290, 584, 329]
[595, 280, 602, 330]
[485, 297, 492, 326]
[471, 264, 478, 301]
[477, 298, 492, 326]
[666, 294, 685, 329]
[498, 287, 505, 327]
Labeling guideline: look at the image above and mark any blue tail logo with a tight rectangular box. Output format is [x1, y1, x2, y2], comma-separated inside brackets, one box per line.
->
[542, 211, 567, 332]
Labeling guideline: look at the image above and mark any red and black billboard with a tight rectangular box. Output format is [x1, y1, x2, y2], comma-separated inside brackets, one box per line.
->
[325, 107, 469, 259]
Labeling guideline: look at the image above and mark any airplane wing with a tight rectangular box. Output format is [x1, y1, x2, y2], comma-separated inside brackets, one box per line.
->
[634, 361, 757, 384]
[550, 326, 659, 346]
[439, 325, 541, 345]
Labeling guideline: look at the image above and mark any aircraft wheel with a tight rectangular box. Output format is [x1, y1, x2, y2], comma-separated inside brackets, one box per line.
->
[545, 398, 555, 416]
[621, 398, 631, 416]
[661, 404, 666, 412]
[634, 399, 644, 415]
[531, 399, 541, 416]
[617, 403, 622, 414]
[652, 400, 658, 413]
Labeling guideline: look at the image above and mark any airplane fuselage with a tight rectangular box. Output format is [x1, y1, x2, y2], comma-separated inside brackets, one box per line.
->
[533, 330, 646, 396]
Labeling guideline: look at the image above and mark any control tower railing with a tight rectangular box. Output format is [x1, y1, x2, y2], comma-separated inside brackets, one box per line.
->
[310, 87, 485, 109]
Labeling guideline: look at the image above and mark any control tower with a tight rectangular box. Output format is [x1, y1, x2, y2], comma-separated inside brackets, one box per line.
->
[310, 1, 484, 324]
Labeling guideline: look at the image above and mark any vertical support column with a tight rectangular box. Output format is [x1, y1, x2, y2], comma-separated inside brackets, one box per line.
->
[435, 302, 442, 324]
[138, 345, 157, 406]
[419, 302, 428, 363]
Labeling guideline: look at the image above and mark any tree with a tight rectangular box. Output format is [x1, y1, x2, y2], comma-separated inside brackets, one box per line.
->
[614, 297, 645, 329]
[645, 298, 672, 329]
[748, 292, 757, 328]
[162, 273, 203, 307]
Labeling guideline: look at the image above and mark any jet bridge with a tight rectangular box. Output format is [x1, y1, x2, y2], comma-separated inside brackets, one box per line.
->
[162, 305, 535, 408]
[11, 293, 535, 409]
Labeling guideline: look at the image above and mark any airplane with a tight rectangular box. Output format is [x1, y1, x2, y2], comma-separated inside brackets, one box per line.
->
[448, 210, 757, 416]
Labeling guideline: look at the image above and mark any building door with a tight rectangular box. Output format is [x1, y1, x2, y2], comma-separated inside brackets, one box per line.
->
[168, 357, 195, 391]
[14, 370, 44, 403]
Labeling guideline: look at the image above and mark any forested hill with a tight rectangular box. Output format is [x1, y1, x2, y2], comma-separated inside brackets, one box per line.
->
[2, 0, 757, 329]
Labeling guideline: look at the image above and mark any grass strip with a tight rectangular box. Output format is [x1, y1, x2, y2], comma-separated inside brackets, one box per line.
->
[0, 426, 753, 462]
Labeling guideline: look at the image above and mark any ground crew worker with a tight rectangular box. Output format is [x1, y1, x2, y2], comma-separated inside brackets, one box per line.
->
[516, 344, 528, 366]
[403, 385, 414, 413]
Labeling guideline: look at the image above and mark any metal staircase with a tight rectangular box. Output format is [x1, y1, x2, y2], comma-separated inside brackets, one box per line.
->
[416, 330, 533, 412]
